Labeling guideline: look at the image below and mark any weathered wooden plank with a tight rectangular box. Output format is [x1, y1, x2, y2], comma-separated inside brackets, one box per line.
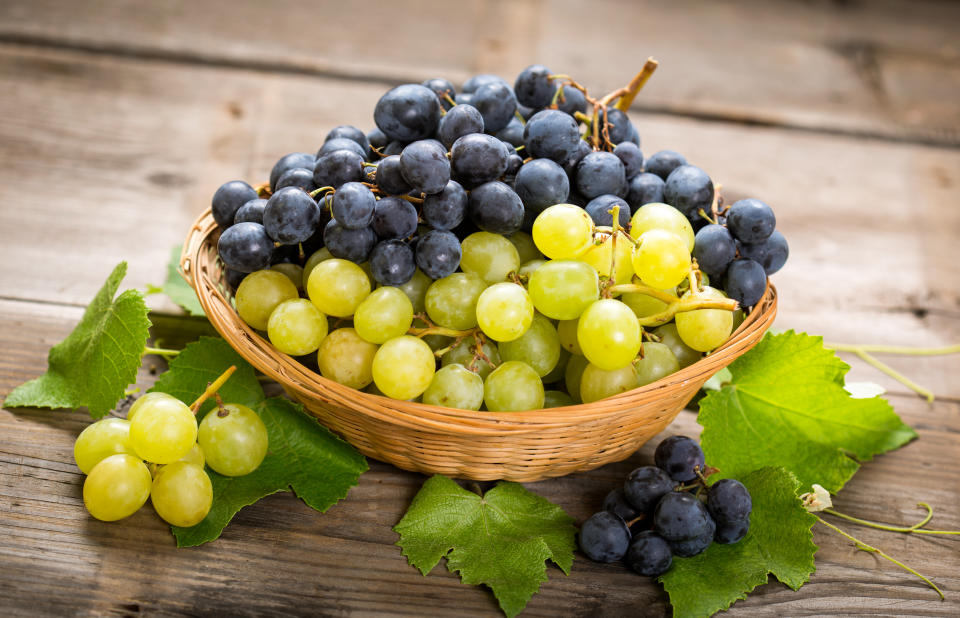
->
[0, 0, 957, 143]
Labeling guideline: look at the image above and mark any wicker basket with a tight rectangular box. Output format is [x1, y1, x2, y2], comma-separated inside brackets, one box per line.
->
[181, 209, 777, 481]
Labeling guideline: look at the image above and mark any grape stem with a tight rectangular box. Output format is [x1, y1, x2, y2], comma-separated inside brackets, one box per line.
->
[608, 283, 680, 304]
[254, 182, 272, 198]
[814, 515, 944, 599]
[635, 296, 739, 328]
[613, 58, 659, 111]
[189, 365, 237, 413]
[602, 204, 622, 298]
[443, 93, 457, 108]
[309, 186, 335, 198]
[823, 503, 958, 535]
[144, 346, 181, 359]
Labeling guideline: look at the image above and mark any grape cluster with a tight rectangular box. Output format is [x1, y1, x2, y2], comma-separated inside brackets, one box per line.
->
[74, 392, 268, 525]
[579, 436, 752, 576]
[212, 64, 788, 410]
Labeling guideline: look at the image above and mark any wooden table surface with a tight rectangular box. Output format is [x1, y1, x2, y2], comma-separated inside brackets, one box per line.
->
[2, 1, 958, 615]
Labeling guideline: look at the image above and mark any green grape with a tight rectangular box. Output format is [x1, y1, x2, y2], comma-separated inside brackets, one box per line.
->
[423, 333, 453, 352]
[527, 260, 599, 320]
[542, 348, 571, 384]
[198, 403, 269, 477]
[179, 442, 205, 468]
[424, 272, 487, 330]
[675, 286, 734, 352]
[129, 394, 198, 464]
[395, 268, 432, 314]
[422, 364, 484, 410]
[267, 298, 329, 356]
[507, 230, 543, 264]
[518, 259, 547, 279]
[235, 270, 299, 330]
[577, 299, 642, 371]
[631, 229, 691, 290]
[483, 360, 545, 411]
[580, 363, 638, 403]
[317, 327, 378, 389]
[74, 417, 137, 474]
[652, 323, 702, 368]
[271, 262, 304, 290]
[307, 258, 371, 318]
[150, 461, 213, 527]
[475, 282, 534, 342]
[83, 454, 152, 521]
[577, 233, 635, 285]
[635, 342, 680, 386]
[497, 314, 561, 377]
[732, 308, 746, 333]
[354, 286, 414, 344]
[557, 319, 583, 355]
[629, 202, 695, 251]
[531, 204, 594, 259]
[303, 247, 333, 285]
[620, 287, 674, 319]
[440, 338, 501, 380]
[564, 354, 590, 402]
[460, 231, 520, 284]
[371, 335, 436, 400]
[127, 391, 173, 422]
[543, 390, 575, 408]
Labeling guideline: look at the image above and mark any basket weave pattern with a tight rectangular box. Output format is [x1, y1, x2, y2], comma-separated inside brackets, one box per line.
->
[182, 210, 777, 481]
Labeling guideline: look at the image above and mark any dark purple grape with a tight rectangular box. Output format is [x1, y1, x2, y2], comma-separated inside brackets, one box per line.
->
[374, 84, 441, 143]
[375, 155, 412, 196]
[692, 224, 736, 278]
[706, 479, 753, 523]
[372, 196, 419, 240]
[400, 140, 451, 195]
[655, 435, 706, 482]
[234, 198, 267, 225]
[624, 466, 678, 514]
[317, 137, 367, 161]
[332, 182, 376, 230]
[626, 531, 673, 576]
[422, 180, 467, 231]
[504, 154, 523, 177]
[494, 117, 524, 148]
[212, 180, 258, 229]
[523, 110, 581, 163]
[275, 167, 317, 193]
[438, 104, 484, 149]
[313, 150, 365, 189]
[383, 140, 406, 157]
[653, 492, 714, 542]
[576, 152, 627, 199]
[603, 488, 640, 522]
[614, 142, 644, 180]
[626, 173, 665, 212]
[579, 512, 631, 563]
[218, 222, 273, 273]
[739, 230, 789, 275]
[645, 150, 687, 180]
[415, 230, 462, 279]
[556, 85, 586, 116]
[366, 127, 388, 159]
[601, 108, 636, 146]
[561, 139, 593, 180]
[323, 219, 376, 263]
[462, 74, 506, 94]
[270, 153, 315, 192]
[669, 525, 714, 557]
[454, 92, 474, 106]
[422, 77, 457, 110]
[664, 165, 714, 220]
[270, 243, 301, 265]
[714, 518, 750, 544]
[369, 240, 416, 286]
[585, 194, 631, 228]
[514, 158, 569, 216]
[727, 198, 776, 243]
[263, 187, 321, 244]
[468, 181, 524, 235]
[324, 125, 369, 153]
[724, 258, 767, 307]
[514, 64, 554, 109]
[451, 133, 509, 188]
[225, 268, 247, 291]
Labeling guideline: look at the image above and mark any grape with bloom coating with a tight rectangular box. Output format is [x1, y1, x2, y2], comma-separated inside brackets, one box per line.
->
[460, 231, 520, 284]
[150, 461, 213, 527]
[629, 202, 694, 251]
[317, 327, 378, 389]
[267, 298, 328, 356]
[497, 314, 561, 377]
[635, 342, 680, 386]
[129, 394, 197, 464]
[198, 403, 269, 477]
[236, 270, 299, 330]
[483, 360, 544, 411]
[631, 229, 690, 290]
[425, 272, 487, 330]
[354, 286, 414, 344]
[307, 258, 371, 318]
[527, 260, 599, 320]
[531, 204, 594, 259]
[580, 363, 638, 403]
[372, 335, 436, 400]
[74, 417, 137, 474]
[83, 454, 152, 521]
[675, 286, 734, 352]
[475, 282, 534, 342]
[577, 299, 641, 371]
[422, 364, 484, 410]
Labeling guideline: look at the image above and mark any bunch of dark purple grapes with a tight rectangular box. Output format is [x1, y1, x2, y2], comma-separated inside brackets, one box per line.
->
[579, 436, 752, 577]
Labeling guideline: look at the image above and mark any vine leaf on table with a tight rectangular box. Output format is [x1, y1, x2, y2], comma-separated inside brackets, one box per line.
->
[145, 244, 205, 316]
[394, 475, 577, 618]
[4, 262, 151, 418]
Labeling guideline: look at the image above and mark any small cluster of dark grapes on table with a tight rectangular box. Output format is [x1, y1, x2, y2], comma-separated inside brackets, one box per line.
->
[579, 436, 752, 576]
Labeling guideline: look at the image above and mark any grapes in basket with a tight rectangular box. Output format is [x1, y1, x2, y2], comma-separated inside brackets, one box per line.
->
[211, 63, 788, 411]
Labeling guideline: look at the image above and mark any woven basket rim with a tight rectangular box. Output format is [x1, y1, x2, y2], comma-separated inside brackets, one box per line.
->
[181, 209, 777, 437]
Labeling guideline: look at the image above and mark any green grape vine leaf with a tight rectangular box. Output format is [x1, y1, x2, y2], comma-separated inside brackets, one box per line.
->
[660, 467, 817, 618]
[150, 337, 368, 547]
[145, 244, 205, 316]
[394, 475, 577, 618]
[698, 330, 916, 493]
[4, 262, 151, 418]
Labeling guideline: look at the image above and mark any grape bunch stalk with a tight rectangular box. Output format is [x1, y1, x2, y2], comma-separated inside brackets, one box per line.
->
[211, 60, 789, 411]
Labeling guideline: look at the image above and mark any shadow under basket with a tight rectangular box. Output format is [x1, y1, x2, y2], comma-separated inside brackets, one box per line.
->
[182, 210, 777, 481]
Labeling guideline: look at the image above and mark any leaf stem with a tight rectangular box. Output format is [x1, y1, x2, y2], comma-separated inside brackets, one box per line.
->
[852, 350, 934, 402]
[815, 515, 944, 600]
[144, 346, 181, 359]
[825, 343, 960, 356]
[408, 325, 478, 339]
[190, 365, 237, 413]
[824, 504, 959, 535]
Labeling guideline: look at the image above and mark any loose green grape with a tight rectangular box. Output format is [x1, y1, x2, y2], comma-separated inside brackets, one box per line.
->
[395, 268, 432, 314]
[354, 286, 414, 344]
[74, 417, 137, 474]
[303, 247, 333, 284]
[371, 335, 436, 400]
[543, 390, 575, 408]
[422, 364, 484, 410]
[271, 263, 304, 290]
[577, 233, 635, 285]
[424, 272, 487, 330]
[527, 260, 599, 320]
[83, 454, 152, 521]
[518, 259, 547, 279]
[150, 461, 213, 527]
[498, 314, 561, 377]
[532, 204, 594, 259]
[440, 338, 501, 380]
[542, 348, 571, 384]
[564, 354, 590, 402]
[235, 270, 299, 330]
[460, 232, 520, 284]
[631, 229, 691, 290]
[317, 327, 378, 389]
[580, 363, 638, 403]
[620, 287, 675, 320]
[507, 231, 543, 264]
[652, 323, 702, 368]
[475, 282, 534, 342]
[635, 342, 680, 386]
[557, 319, 583, 355]
[307, 258, 371, 318]
[198, 403, 269, 477]
[629, 202, 695, 251]
[129, 395, 197, 464]
[483, 360, 545, 411]
[675, 286, 734, 352]
[267, 298, 328, 356]
[577, 299, 642, 371]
